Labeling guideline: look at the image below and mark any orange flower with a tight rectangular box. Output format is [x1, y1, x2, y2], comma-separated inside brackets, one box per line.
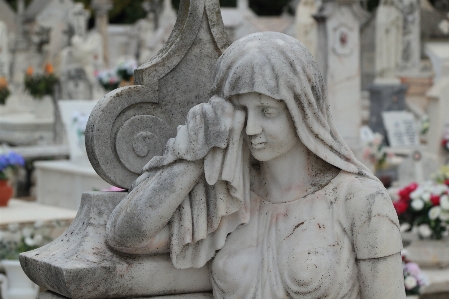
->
[0, 77, 8, 89]
[26, 66, 34, 76]
[44, 63, 54, 75]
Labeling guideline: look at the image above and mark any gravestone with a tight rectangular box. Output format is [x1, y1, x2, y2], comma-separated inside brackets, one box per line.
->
[374, 0, 403, 81]
[381, 111, 419, 148]
[314, 0, 369, 151]
[367, 83, 407, 141]
[0, 21, 10, 79]
[34, 100, 110, 210]
[295, 0, 320, 58]
[20, 1, 230, 297]
[399, 0, 420, 74]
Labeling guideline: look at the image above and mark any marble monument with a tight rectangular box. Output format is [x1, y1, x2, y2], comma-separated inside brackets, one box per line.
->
[20, 1, 405, 298]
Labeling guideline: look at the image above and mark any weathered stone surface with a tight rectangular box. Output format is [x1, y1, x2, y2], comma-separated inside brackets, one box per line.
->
[20, 192, 211, 299]
[86, 0, 230, 189]
[38, 290, 214, 299]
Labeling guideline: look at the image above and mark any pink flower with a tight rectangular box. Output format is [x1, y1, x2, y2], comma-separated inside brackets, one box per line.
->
[102, 186, 125, 192]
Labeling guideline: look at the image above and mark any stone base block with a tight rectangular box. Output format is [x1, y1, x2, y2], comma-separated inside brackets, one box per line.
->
[35, 161, 111, 210]
[20, 192, 211, 299]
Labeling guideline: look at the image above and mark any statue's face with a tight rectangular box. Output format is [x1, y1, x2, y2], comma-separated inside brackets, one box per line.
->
[232, 92, 299, 162]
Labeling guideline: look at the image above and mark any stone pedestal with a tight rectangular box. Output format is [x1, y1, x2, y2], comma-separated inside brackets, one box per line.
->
[20, 192, 212, 298]
[367, 83, 407, 142]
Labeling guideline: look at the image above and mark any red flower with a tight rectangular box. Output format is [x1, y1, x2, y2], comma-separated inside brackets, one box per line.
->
[431, 194, 440, 206]
[398, 182, 418, 202]
[393, 200, 409, 215]
[445, 179, 449, 187]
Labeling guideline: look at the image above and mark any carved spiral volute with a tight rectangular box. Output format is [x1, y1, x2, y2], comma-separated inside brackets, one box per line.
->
[86, 85, 175, 189]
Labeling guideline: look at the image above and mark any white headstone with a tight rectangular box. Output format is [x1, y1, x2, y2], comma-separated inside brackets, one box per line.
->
[0, 21, 10, 79]
[399, 0, 421, 73]
[375, 0, 402, 80]
[382, 111, 420, 148]
[295, 0, 320, 57]
[314, 2, 369, 151]
[58, 100, 97, 164]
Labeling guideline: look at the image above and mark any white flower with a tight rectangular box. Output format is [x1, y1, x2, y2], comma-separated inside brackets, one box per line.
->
[441, 195, 449, 210]
[411, 199, 424, 211]
[33, 234, 43, 245]
[8, 223, 19, 232]
[440, 211, 449, 221]
[400, 223, 411, 232]
[422, 192, 431, 202]
[429, 206, 442, 220]
[405, 276, 418, 290]
[34, 220, 44, 229]
[418, 224, 432, 238]
[24, 237, 35, 247]
[22, 226, 33, 238]
[410, 188, 424, 200]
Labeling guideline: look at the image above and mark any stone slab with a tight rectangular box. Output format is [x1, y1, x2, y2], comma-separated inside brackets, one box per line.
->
[0, 199, 77, 227]
[0, 113, 53, 145]
[20, 192, 212, 299]
[35, 160, 111, 210]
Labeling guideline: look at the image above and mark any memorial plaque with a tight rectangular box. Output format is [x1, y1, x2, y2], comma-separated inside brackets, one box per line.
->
[382, 111, 419, 148]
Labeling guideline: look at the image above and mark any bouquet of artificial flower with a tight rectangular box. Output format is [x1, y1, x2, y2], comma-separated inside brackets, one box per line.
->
[116, 59, 137, 82]
[95, 69, 120, 91]
[0, 151, 25, 181]
[433, 166, 449, 186]
[393, 181, 449, 239]
[24, 64, 59, 99]
[362, 133, 393, 171]
[0, 221, 57, 260]
[402, 250, 428, 296]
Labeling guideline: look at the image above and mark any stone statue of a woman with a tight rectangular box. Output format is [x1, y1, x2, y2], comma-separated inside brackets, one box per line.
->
[106, 32, 405, 299]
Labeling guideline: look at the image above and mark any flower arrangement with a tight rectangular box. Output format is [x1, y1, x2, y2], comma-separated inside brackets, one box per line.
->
[95, 59, 138, 91]
[24, 64, 59, 99]
[0, 151, 25, 181]
[393, 181, 449, 239]
[0, 221, 58, 260]
[433, 166, 449, 185]
[116, 59, 137, 82]
[0, 76, 10, 105]
[402, 250, 428, 296]
[95, 69, 120, 91]
[362, 133, 393, 171]
[419, 115, 430, 135]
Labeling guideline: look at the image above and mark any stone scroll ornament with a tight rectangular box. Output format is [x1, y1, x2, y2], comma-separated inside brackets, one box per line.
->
[85, 0, 230, 189]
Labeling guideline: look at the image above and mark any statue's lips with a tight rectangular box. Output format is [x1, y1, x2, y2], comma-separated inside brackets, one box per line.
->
[251, 142, 266, 149]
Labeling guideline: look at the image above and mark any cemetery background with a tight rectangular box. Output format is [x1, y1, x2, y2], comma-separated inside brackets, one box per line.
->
[0, 0, 448, 298]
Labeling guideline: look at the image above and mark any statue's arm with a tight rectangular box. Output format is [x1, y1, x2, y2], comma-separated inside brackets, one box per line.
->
[106, 160, 204, 255]
[357, 254, 406, 299]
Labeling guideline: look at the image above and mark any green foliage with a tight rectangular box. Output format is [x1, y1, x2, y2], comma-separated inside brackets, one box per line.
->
[249, 0, 291, 15]
[0, 87, 10, 106]
[24, 74, 58, 99]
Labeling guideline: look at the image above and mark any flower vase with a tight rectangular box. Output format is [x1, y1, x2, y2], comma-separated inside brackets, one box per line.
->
[0, 260, 39, 299]
[0, 180, 13, 206]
